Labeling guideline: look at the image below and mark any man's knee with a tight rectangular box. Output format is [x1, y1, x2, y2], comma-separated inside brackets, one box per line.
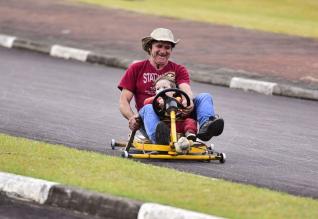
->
[195, 93, 213, 103]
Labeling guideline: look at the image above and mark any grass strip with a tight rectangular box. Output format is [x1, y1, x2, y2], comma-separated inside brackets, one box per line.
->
[76, 0, 318, 39]
[1, 133, 318, 219]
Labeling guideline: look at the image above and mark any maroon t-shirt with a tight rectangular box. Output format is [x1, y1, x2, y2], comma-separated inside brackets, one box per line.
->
[118, 60, 190, 111]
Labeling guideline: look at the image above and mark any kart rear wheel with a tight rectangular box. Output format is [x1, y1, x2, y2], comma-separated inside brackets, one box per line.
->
[219, 153, 226, 163]
[209, 143, 215, 151]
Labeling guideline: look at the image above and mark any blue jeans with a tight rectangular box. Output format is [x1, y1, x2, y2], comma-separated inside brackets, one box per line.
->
[139, 93, 216, 143]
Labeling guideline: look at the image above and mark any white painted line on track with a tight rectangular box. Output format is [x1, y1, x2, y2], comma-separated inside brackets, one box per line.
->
[50, 45, 90, 62]
[138, 203, 226, 219]
[0, 34, 16, 48]
[230, 77, 277, 95]
[0, 172, 57, 204]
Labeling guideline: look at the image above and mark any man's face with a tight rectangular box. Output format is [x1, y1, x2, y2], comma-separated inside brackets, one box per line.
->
[150, 41, 172, 66]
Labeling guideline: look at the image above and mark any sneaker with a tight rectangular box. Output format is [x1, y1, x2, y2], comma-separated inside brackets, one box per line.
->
[197, 117, 224, 141]
[174, 137, 191, 154]
[155, 121, 170, 145]
[185, 131, 196, 141]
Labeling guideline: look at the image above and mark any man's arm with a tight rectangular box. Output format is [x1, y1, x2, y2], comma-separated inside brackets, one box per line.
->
[178, 83, 194, 115]
[119, 89, 135, 120]
[179, 83, 193, 99]
[119, 89, 140, 130]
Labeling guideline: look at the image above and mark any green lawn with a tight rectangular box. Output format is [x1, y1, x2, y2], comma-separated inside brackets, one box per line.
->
[76, 0, 318, 38]
[1, 133, 318, 219]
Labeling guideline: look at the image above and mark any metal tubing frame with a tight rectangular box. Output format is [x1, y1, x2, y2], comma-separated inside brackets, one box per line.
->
[129, 153, 220, 161]
[170, 110, 177, 143]
[133, 142, 208, 154]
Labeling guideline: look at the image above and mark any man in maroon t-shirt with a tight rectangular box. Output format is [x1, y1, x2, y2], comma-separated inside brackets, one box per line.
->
[118, 28, 224, 144]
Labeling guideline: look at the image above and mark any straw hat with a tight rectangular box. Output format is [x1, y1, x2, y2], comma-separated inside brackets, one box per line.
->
[142, 28, 180, 53]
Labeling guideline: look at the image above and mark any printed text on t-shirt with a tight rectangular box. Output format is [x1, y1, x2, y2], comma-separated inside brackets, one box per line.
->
[143, 73, 159, 84]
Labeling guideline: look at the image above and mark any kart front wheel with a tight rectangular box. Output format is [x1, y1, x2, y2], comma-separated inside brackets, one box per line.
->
[121, 151, 129, 158]
[111, 139, 116, 150]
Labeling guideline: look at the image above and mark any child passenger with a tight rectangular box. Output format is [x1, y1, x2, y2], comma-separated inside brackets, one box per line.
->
[144, 72, 197, 146]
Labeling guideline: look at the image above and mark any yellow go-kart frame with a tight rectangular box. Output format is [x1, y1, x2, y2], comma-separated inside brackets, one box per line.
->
[111, 88, 226, 163]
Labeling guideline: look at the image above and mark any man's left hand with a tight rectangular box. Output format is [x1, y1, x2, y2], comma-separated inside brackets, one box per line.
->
[181, 99, 194, 116]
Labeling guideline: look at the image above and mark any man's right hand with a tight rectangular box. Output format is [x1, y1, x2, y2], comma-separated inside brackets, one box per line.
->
[128, 114, 141, 131]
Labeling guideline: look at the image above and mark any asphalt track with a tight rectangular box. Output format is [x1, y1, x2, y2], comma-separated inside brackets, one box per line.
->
[1, 47, 318, 199]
